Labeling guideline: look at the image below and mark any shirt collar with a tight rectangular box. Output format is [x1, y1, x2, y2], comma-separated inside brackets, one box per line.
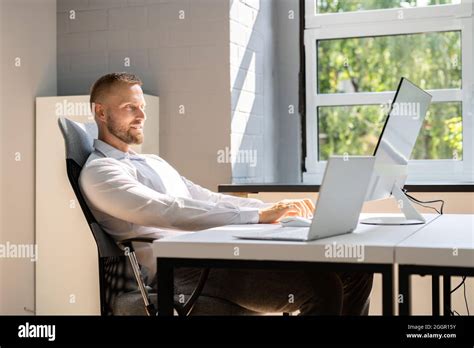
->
[93, 139, 145, 161]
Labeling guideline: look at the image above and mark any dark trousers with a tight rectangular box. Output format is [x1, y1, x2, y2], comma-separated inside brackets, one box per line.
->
[168, 268, 373, 315]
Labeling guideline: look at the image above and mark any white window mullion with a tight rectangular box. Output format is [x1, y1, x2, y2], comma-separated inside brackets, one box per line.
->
[460, 0, 474, 17]
[316, 92, 394, 107]
[304, 28, 319, 173]
[304, 0, 315, 25]
[310, 18, 461, 40]
[461, 16, 474, 178]
[307, 3, 471, 29]
[316, 89, 462, 107]
[429, 89, 463, 102]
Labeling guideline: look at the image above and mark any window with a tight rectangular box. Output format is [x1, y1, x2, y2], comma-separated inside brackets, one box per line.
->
[303, 0, 473, 183]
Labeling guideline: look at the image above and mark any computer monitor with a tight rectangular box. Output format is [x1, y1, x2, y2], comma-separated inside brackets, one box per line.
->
[360, 77, 432, 225]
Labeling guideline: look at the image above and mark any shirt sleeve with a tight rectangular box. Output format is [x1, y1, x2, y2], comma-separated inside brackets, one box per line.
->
[180, 176, 273, 209]
[79, 158, 260, 232]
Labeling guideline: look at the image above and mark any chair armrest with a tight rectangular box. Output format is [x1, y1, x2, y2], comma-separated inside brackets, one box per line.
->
[118, 237, 158, 254]
[120, 236, 158, 244]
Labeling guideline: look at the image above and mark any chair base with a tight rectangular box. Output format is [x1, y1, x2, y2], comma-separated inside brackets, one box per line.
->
[112, 291, 261, 316]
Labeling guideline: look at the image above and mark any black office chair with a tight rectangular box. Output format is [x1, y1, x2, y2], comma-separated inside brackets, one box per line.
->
[57, 117, 259, 316]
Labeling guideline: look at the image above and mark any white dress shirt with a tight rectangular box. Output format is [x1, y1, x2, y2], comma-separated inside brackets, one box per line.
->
[79, 139, 271, 278]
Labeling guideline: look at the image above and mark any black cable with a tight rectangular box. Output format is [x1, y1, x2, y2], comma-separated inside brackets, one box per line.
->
[451, 276, 466, 293]
[463, 278, 470, 315]
[404, 191, 444, 214]
[403, 191, 444, 205]
[448, 276, 470, 316]
[406, 196, 441, 214]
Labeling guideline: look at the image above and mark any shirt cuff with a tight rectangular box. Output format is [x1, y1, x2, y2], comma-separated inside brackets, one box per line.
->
[238, 208, 260, 224]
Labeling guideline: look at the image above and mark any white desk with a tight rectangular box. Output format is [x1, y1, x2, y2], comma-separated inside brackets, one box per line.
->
[396, 214, 474, 315]
[153, 213, 439, 316]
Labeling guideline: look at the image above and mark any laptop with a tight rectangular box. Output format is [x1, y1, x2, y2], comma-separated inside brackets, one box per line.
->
[232, 156, 376, 241]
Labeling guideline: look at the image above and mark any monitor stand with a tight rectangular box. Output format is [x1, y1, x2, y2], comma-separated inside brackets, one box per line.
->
[360, 186, 426, 226]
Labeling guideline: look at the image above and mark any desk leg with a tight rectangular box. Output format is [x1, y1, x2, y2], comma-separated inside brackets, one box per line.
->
[399, 266, 410, 316]
[157, 258, 174, 316]
[382, 265, 394, 316]
[443, 275, 451, 316]
[432, 275, 440, 316]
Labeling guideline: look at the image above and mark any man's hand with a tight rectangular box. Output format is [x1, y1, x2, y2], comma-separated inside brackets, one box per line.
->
[258, 198, 316, 224]
[277, 199, 315, 218]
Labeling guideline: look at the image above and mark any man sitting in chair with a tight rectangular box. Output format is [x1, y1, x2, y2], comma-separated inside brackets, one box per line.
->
[79, 72, 373, 315]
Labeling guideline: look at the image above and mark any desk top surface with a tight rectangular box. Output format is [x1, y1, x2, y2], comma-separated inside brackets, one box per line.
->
[396, 214, 474, 268]
[218, 183, 474, 193]
[153, 213, 439, 264]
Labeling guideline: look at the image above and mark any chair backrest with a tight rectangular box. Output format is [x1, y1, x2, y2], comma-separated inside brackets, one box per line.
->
[57, 117, 122, 258]
[57, 117, 98, 167]
[58, 117, 137, 315]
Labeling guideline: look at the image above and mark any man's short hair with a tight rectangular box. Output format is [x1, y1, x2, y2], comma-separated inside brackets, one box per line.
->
[89, 72, 143, 107]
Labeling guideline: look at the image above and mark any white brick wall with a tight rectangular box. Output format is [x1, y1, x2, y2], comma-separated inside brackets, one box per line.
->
[57, 0, 89, 13]
[69, 52, 107, 73]
[69, 10, 108, 32]
[148, 0, 189, 24]
[108, 6, 148, 30]
[57, 0, 232, 190]
[230, 0, 276, 183]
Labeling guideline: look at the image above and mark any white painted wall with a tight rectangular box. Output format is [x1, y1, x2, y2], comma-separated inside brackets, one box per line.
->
[0, 0, 57, 314]
[274, 0, 301, 183]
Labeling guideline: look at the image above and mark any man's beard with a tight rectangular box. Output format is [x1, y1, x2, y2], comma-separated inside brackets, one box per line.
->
[106, 113, 144, 145]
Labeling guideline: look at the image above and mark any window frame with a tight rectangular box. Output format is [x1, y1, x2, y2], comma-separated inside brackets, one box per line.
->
[303, 0, 474, 184]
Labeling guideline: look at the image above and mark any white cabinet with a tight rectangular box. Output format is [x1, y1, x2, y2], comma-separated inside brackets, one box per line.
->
[35, 94, 159, 314]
